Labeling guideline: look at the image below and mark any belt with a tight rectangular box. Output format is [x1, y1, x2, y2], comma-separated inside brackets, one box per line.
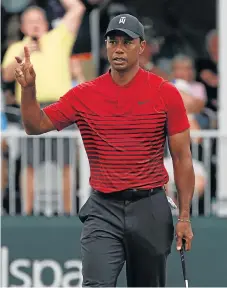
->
[94, 187, 163, 201]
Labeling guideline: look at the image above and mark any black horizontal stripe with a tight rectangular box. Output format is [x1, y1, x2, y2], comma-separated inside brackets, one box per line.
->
[86, 150, 163, 157]
[89, 164, 164, 169]
[89, 155, 164, 162]
[77, 125, 166, 134]
[77, 117, 166, 126]
[90, 166, 165, 173]
[77, 119, 166, 128]
[78, 111, 166, 118]
[90, 174, 168, 185]
[77, 114, 166, 123]
[81, 130, 165, 139]
[87, 151, 164, 161]
[84, 143, 165, 153]
[81, 131, 165, 139]
[78, 124, 166, 131]
[82, 139, 165, 148]
[91, 172, 165, 181]
[88, 159, 164, 166]
[83, 139, 165, 150]
[87, 156, 152, 161]
[81, 132, 165, 141]
[89, 160, 164, 167]
[83, 142, 165, 151]
[91, 177, 167, 184]
[85, 147, 164, 155]
[86, 145, 165, 153]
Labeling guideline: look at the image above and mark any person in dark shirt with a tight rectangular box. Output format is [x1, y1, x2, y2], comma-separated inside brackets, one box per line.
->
[14, 13, 195, 287]
[196, 29, 218, 112]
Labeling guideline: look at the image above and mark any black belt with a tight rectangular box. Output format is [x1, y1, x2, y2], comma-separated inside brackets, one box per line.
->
[94, 187, 163, 201]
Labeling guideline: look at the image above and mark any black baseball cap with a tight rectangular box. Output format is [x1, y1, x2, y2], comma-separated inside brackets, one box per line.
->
[105, 14, 145, 40]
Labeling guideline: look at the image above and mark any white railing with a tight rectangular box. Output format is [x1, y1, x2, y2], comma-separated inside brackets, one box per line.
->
[1, 130, 90, 216]
[1, 129, 227, 216]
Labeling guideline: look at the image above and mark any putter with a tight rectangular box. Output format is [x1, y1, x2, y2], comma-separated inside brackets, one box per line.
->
[179, 239, 189, 288]
[167, 196, 189, 288]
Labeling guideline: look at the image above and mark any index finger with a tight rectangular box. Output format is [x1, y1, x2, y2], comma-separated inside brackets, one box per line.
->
[185, 237, 192, 251]
[24, 46, 30, 63]
[176, 234, 183, 251]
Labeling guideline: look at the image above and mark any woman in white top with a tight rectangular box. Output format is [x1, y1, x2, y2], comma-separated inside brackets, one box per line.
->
[171, 54, 207, 115]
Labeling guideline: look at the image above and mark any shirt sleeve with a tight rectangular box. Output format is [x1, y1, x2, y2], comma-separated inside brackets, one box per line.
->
[2, 42, 22, 68]
[161, 82, 190, 136]
[198, 83, 208, 103]
[43, 88, 77, 131]
[48, 21, 75, 56]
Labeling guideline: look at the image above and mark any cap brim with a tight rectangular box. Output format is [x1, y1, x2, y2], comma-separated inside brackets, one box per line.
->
[105, 28, 140, 39]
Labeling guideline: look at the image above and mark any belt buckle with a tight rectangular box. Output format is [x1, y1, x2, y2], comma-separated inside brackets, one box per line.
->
[149, 189, 154, 195]
[129, 189, 137, 199]
[131, 189, 137, 198]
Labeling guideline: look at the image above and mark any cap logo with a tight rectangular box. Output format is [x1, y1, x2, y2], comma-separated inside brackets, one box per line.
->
[119, 16, 126, 24]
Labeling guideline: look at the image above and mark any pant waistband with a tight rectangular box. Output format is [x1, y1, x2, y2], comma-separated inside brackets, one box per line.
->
[93, 187, 163, 201]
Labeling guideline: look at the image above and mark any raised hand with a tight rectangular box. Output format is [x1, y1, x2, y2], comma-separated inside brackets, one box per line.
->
[15, 46, 36, 88]
[60, 0, 85, 10]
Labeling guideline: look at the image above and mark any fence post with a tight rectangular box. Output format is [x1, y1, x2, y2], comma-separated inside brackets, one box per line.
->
[217, 0, 227, 216]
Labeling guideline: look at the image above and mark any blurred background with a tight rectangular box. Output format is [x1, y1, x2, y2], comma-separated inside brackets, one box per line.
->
[1, 0, 227, 287]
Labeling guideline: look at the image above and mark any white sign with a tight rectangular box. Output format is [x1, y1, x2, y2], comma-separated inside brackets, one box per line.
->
[0, 246, 82, 287]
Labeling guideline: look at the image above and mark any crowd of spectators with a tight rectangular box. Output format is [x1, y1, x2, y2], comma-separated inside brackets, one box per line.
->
[1, 0, 218, 215]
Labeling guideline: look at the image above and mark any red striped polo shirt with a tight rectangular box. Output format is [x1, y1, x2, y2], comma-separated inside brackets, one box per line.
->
[43, 68, 189, 192]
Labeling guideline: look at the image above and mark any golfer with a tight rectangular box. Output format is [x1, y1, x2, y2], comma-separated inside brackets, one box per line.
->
[15, 13, 194, 287]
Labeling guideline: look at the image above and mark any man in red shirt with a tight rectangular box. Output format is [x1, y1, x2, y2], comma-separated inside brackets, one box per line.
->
[15, 13, 194, 287]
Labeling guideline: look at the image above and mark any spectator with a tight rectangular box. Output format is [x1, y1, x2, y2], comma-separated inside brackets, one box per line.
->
[1, 89, 8, 204]
[172, 78, 203, 144]
[139, 39, 170, 80]
[166, 57, 208, 201]
[1, 0, 34, 60]
[196, 29, 218, 113]
[2, 0, 86, 215]
[1, 89, 8, 131]
[1, 137, 8, 212]
[196, 30, 218, 202]
[171, 54, 207, 115]
[171, 54, 211, 130]
[70, 57, 86, 87]
[140, 49, 205, 134]
[1, 85, 22, 214]
[164, 157, 207, 200]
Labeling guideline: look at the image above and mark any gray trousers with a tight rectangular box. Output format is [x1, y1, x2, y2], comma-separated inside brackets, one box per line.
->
[78, 187, 174, 287]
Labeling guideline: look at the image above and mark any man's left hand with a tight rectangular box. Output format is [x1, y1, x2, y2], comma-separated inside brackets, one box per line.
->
[175, 221, 193, 251]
